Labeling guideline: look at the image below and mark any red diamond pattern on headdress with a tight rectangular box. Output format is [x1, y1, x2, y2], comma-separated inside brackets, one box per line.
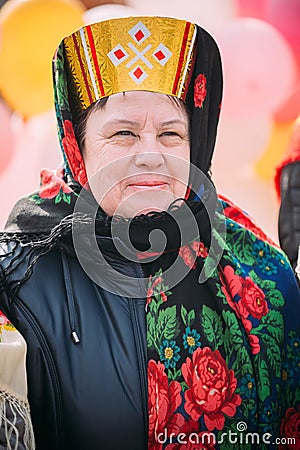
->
[114, 48, 126, 60]
[129, 21, 150, 45]
[129, 65, 148, 84]
[152, 43, 172, 67]
[134, 67, 143, 79]
[154, 50, 165, 61]
[107, 21, 173, 86]
[135, 30, 145, 42]
[108, 44, 129, 67]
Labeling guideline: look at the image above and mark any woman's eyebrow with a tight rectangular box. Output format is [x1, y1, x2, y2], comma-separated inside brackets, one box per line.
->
[102, 118, 188, 130]
[160, 119, 188, 128]
[102, 119, 139, 129]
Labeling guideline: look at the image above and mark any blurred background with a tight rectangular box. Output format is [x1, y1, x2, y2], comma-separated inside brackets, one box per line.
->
[0, 0, 299, 243]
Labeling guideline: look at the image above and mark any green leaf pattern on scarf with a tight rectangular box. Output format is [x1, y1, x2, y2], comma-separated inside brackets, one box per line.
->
[146, 214, 300, 448]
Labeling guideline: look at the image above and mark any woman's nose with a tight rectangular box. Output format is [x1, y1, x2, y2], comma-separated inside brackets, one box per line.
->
[134, 137, 164, 170]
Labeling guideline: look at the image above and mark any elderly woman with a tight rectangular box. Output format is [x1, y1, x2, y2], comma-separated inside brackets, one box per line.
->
[1, 16, 300, 450]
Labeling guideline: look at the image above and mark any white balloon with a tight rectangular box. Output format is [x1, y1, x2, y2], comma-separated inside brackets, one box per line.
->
[213, 114, 273, 171]
[214, 167, 280, 245]
[127, 0, 236, 33]
[212, 114, 278, 243]
[83, 4, 139, 25]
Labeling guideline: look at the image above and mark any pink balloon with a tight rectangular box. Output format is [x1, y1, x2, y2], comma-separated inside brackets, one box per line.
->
[215, 18, 297, 118]
[236, 0, 267, 19]
[265, 0, 300, 69]
[0, 99, 15, 174]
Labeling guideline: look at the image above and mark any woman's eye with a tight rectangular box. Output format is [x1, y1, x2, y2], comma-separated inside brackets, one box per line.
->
[160, 131, 179, 137]
[114, 130, 135, 136]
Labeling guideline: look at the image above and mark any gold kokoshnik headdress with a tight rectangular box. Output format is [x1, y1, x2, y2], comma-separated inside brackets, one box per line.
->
[62, 16, 197, 115]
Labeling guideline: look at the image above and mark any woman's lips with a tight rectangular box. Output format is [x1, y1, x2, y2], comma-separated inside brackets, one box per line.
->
[127, 181, 169, 190]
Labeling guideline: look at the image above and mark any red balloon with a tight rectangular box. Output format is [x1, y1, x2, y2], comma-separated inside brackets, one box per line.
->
[0, 99, 15, 174]
[265, 0, 300, 69]
[236, 0, 267, 19]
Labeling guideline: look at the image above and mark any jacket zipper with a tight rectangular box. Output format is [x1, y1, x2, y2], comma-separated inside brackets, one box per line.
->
[61, 252, 80, 344]
[130, 262, 148, 449]
[14, 297, 64, 449]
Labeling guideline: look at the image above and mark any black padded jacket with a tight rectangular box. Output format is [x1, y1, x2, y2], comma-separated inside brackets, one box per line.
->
[0, 237, 148, 450]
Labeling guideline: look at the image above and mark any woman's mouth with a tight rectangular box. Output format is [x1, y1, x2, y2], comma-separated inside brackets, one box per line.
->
[128, 181, 169, 190]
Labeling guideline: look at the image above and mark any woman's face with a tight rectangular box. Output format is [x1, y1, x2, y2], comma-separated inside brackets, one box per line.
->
[83, 91, 190, 217]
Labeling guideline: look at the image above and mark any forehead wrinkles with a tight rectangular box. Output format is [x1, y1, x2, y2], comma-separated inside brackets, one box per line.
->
[88, 92, 189, 131]
[95, 112, 188, 132]
[110, 91, 187, 112]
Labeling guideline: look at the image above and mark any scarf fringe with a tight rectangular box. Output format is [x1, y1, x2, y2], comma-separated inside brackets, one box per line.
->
[0, 200, 206, 298]
[0, 214, 75, 299]
[0, 389, 35, 450]
[0, 198, 211, 301]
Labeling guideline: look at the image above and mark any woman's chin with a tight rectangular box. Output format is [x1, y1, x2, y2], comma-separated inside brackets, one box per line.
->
[101, 191, 181, 218]
[115, 199, 185, 218]
[116, 204, 167, 218]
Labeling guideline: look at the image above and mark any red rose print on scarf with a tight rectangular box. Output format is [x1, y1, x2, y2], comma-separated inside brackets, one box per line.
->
[182, 347, 241, 431]
[220, 265, 269, 355]
[191, 241, 209, 259]
[238, 277, 269, 320]
[146, 273, 169, 310]
[62, 119, 88, 186]
[219, 265, 242, 307]
[247, 334, 261, 355]
[194, 74, 207, 108]
[220, 266, 269, 321]
[279, 406, 300, 450]
[179, 241, 209, 269]
[179, 245, 196, 269]
[148, 360, 184, 450]
[165, 420, 216, 449]
[39, 168, 72, 199]
[147, 275, 162, 299]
